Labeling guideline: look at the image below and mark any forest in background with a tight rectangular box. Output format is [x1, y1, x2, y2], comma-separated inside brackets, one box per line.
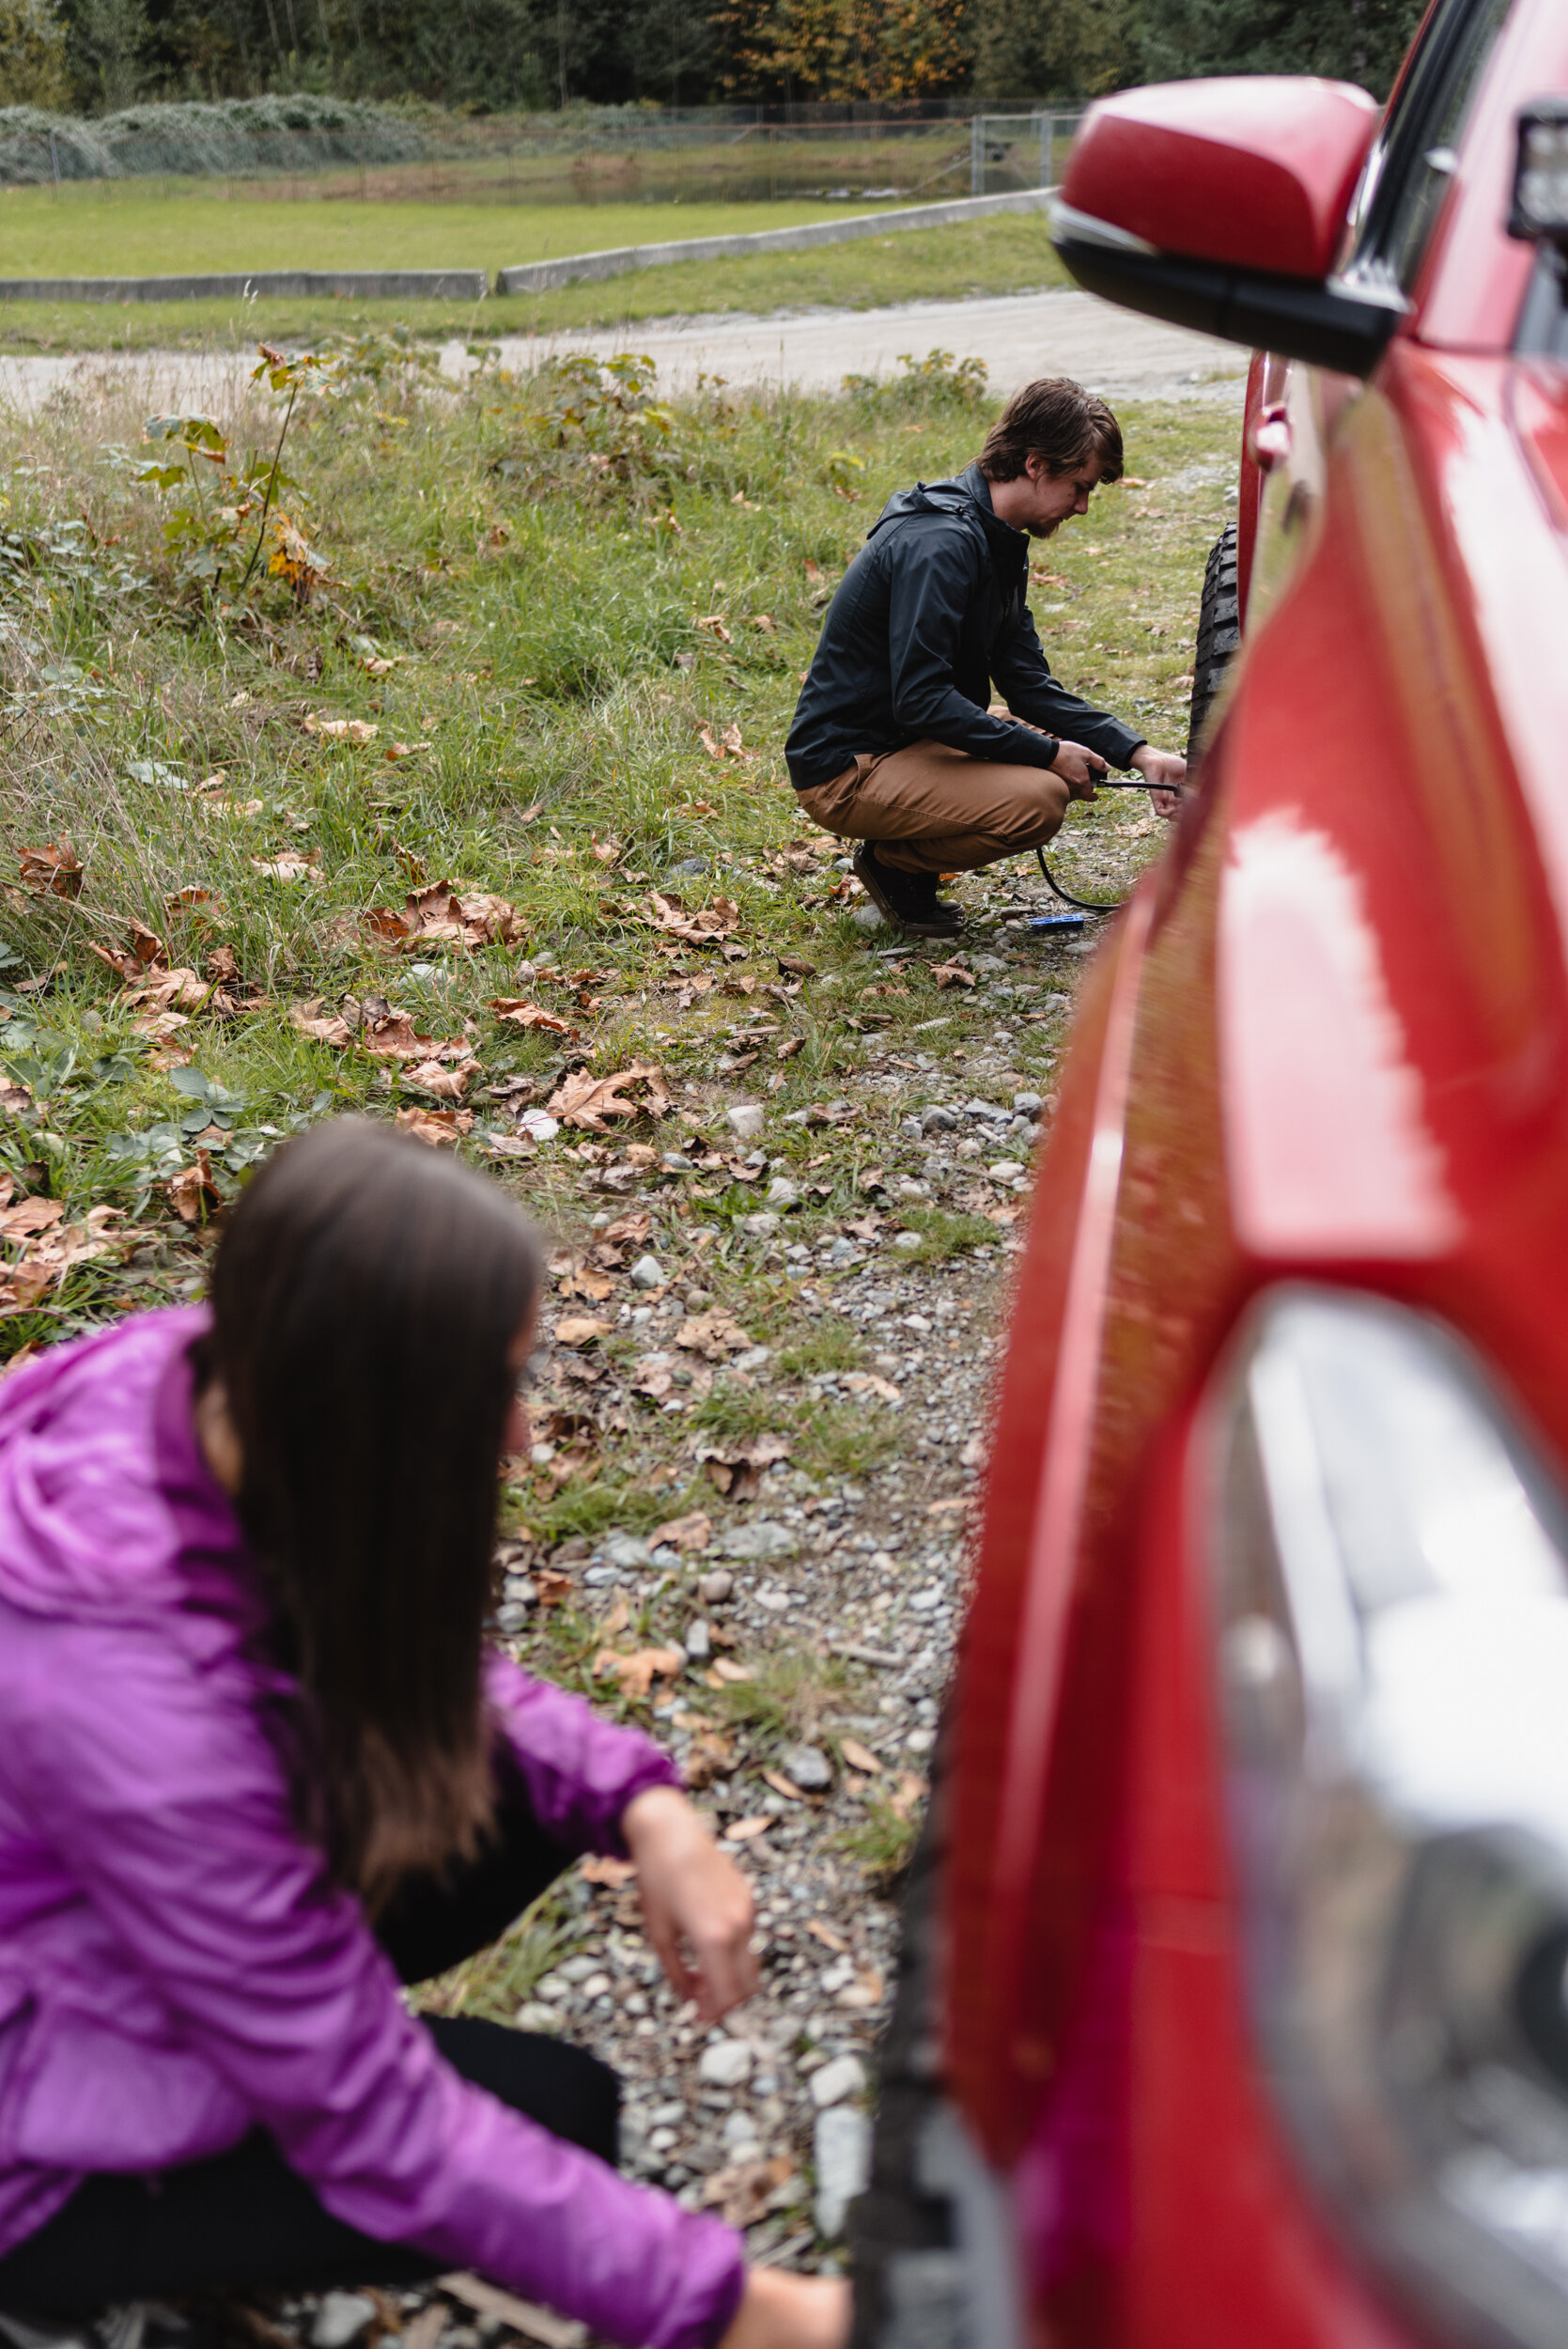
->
[0, 0, 1429, 132]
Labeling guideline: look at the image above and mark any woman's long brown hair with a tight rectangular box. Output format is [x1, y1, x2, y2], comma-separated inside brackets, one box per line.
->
[198, 1119, 540, 1909]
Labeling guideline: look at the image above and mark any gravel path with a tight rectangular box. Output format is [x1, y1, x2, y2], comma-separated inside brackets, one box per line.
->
[0, 288, 1246, 417]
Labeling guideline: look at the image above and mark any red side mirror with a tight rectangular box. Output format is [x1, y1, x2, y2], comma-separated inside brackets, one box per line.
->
[1063, 76, 1380, 282]
[1052, 76, 1398, 377]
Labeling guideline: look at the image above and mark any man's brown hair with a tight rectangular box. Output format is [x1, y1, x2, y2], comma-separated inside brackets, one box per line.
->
[978, 376, 1124, 485]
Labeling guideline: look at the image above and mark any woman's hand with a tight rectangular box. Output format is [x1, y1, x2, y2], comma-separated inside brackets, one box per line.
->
[720, 2270, 851, 2349]
[621, 1785, 758, 2022]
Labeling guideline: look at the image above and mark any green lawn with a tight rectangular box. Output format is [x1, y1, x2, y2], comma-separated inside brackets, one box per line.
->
[0, 213, 1068, 352]
[0, 187, 914, 281]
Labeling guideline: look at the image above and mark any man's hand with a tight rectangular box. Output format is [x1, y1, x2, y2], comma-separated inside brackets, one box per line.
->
[1130, 742, 1186, 819]
[622, 1784, 758, 2023]
[1049, 738, 1108, 801]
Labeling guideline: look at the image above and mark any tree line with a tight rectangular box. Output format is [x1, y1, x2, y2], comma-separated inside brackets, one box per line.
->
[1, 0, 1427, 119]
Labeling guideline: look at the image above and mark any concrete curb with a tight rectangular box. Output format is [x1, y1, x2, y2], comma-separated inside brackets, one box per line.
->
[496, 189, 1052, 294]
[0, 269, 489, 304]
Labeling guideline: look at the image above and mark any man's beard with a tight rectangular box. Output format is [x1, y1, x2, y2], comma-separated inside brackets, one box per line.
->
[1028, 516, 1062, 539]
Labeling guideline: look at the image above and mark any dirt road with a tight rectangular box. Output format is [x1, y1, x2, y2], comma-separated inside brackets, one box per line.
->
[0, 287, 1246, 415]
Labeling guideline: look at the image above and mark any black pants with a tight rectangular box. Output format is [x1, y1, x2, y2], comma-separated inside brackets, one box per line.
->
[0, 1773, 619, 2312]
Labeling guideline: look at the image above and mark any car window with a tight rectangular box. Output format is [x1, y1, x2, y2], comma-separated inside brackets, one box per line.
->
[1346, 0, 1514, 296]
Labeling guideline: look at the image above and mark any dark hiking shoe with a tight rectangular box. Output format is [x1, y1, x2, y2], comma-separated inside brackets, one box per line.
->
[852, 845, 962, 938]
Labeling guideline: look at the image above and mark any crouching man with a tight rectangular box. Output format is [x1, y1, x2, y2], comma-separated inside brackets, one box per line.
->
[784, 375, 1186, 937]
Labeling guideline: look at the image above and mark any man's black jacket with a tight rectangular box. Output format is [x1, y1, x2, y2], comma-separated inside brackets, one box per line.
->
[784, 461, 1145, 791]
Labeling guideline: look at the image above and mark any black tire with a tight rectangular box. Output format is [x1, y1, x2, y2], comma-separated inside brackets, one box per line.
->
[1185, 521, 1240, 765]
[848, 1745, 961, 2349]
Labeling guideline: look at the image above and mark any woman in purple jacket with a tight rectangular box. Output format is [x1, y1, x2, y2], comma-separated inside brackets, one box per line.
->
[0, 1122, 846, 2349]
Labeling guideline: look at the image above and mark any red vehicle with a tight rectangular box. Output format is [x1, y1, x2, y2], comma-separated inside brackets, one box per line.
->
[851, 7, 1568, 2348]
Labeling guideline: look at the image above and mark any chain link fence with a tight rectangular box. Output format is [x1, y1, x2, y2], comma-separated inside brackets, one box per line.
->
[0, 97, 1082, 206]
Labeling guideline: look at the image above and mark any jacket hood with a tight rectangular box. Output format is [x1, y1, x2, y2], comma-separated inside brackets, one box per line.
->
[0, 1305, 252, 1647]
[866, 461, 1024, 564]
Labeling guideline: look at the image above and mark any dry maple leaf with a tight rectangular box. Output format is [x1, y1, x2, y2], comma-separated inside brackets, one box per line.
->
[555, 1315, 612, 1347]
[702, 2155, 794, 2230]
[252, 852, 318, 884]
[579, 1853, 637, 1889]
[930, 960, 975, 989]
[303, 714, 379, 743]
[0, 1080, 33, 1117]
[694, 613, 733, 643]
[590, 835, 621, 864]
[131, 1009, 191, 1042]
[644, 893, 741, 947]
[601, 1210, 651, 1246]
[365, 881, 522, 954]
[694, 1432, 790, 1501]
[648, 1510, 711, 1553]
[384, 740, 431, 762]
[698, 723, 750, 761]
[534, 1566, 574, 1606]
[888, 1770, 928, 1822]
[394, 1105, 471, 1146]
[0, 1196, 64, 1242]
[489, 999, 576, 1036]
[20, 841, 82, 899]
[166, 1154, 219, 1225]
[291, 1001, 353, 1048]
[593, 1645, 685, 1703]
[403, 1058, 477, 1100]
[675, 1309, 753, 1361]
[547, 1064, 670, 1133]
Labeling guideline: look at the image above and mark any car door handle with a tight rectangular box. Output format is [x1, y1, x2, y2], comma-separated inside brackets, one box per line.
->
[1250, 403, 1292, 471]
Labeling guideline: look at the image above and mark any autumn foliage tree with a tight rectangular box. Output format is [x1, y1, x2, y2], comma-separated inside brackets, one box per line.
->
[710, 0, 973, 101]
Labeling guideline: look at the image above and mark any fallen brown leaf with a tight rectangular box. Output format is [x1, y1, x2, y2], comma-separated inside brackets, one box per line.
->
[648, 1510, 711, 1553]
[724, 1814, 770, 1842]
[303, 713, 378, 742]
[555, 1315, 612, 1347]
[394, 1105, 473, 1146]
[711, 1657, 754, 1685]
[808, 1920, 850, 1953]
[580, 1854, 637, 1888]
[694, 613, 733, 643]
[403, 1058, 478, 1100]
[20, 841, 81, 899]
[290, 1001, 353, 1048]
[930, 960, 975, 989]
[166, 1154, 219, 1225]
[695, 1432, 790, 1500]
[644, 893, 741, 948]
[0, 1196, 63, 1240]
[702, 2155, 794, 2229]
[676, 1310, 753, 1361]
[252, 851, 318, 883]
[490, 999, 577, 1036]
[762, 1768, 805, 1803]
[548, 1064, 671, 1133]
[366, 881, 523, 954]
[839, 1737, 882, 1777]
[594, 1645, 686, 1702]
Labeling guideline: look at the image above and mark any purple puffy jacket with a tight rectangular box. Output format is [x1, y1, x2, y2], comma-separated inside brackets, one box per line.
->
[0, 1308, 744, 2349]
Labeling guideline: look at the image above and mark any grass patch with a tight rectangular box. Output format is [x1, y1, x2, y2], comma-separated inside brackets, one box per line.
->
[832, 1797, 919, 1888]
[0, 216, 1068, 353]
[0, 324, 1233, 1371]
[0, 188, 900, 281]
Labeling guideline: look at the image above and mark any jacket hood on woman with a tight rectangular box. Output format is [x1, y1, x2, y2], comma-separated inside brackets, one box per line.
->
[0, 1308, 744, 2349]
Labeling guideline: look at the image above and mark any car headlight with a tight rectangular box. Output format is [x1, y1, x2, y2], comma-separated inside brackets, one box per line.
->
[1211, 1286, 1568, 2349]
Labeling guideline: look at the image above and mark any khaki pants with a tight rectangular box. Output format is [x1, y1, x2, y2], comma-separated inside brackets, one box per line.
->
[795, 738, 1071, 877]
